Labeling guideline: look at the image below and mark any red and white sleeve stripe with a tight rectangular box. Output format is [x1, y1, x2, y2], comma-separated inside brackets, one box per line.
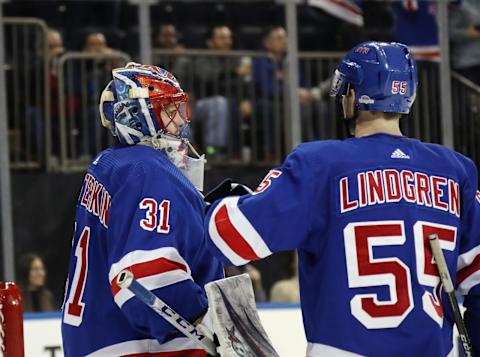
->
[208, 196, 272, 266]
[457, 245, 480, 294]
[309, 0, 363, 26]
[109, 247, 192, 307]
[403, 0, 418, 12]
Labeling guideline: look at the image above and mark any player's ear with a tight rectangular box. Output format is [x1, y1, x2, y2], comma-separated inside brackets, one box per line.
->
[342, 86, 356, 119]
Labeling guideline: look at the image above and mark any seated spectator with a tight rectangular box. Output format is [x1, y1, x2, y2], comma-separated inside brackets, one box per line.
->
[48, 28, 65, 66]
[450, 0, 480, 84]
[192, 25, 251, 161]
[27, 28, 76, 167]
[81, 31, 124, 158]
[269, 252, 300, 303]
[155, 24, 184, 51]
[153, 24, 190, 84]
[82, 31, 123, 69]
[252, 27, 313, 160]
[225, 264, 267, 302]
[17, 253, 56, 312]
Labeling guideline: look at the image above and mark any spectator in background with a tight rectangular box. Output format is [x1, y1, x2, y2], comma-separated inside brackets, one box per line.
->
[252, 27, 313, 160]
[450, 0, 480, 84]
[45, 29, 80, 164]
[21, 28, 65, 165]
[81, 31, 124, 159]
[153, 24, 190, 87]
[17, 253, 56, 312]
[253, 27, 312, 103]
[48, 29, 65, 67]
[193, 25, 252, 161]
[82, 31, 123, 69]
[270, 252, 300, 303]
[155, 24, 184, 51]
[392, 1, 439, 60]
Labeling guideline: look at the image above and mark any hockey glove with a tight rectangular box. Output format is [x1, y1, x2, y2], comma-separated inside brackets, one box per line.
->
[204, 178, 253, 212]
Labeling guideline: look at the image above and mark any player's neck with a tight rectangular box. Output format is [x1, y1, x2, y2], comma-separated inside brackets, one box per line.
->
[354, 116, 402, 138]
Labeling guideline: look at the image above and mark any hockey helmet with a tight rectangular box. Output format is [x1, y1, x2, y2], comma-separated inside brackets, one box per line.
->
[102, 62, 190, 145]
[330, 42, 417, 114]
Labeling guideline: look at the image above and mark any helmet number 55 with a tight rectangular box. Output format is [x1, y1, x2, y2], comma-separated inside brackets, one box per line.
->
[392, 81, 407, 95]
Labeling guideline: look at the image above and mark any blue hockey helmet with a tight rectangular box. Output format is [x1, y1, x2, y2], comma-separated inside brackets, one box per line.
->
[330, 42, 417, 114]
[100, 62, 190, 145]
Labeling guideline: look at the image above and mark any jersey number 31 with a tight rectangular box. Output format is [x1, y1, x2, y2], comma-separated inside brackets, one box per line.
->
[344, 220, 456, 329]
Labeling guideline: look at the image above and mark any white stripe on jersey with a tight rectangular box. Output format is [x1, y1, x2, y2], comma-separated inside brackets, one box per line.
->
[457, 245, 480, 294]
[458, 270, 480, 295]
[109, 247, 191, 282]
[306, 342, 365, 357]
[457, 245, 480, 271]
[209, 198, 249, 266]
[222, 196, 272, 258]
[208, 196, 272, 265]
[113, 269, 192, 307]
[86, 336, 203, 356]
[109, 247, 192, 307]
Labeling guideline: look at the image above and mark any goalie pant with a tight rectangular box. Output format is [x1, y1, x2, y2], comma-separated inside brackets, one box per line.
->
[205, 135, 480, 357]
[61, 144, 223, 356]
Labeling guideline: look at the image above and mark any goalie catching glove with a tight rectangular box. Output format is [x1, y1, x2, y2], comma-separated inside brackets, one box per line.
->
[204, 179, 253, 212]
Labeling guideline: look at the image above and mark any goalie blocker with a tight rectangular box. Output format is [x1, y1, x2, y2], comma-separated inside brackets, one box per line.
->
[117, 271, 279, 357]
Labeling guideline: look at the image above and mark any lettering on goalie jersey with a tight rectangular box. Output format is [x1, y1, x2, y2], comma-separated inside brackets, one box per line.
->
[79, 174, 112, 228]
[339, 169, 460, 217]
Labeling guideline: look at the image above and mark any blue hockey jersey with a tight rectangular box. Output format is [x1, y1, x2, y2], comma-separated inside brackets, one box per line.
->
[393, 1, 440, 60]
[205, 133, 480, 357]
[62, 144, 223, 356]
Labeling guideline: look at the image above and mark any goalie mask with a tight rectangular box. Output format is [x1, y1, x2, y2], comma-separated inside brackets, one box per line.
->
[100, 63, 205, 191]
[109, 62, 190, 144]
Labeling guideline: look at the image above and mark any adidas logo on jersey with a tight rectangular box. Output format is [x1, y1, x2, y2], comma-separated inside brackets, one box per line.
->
[391, 149, 410, 159]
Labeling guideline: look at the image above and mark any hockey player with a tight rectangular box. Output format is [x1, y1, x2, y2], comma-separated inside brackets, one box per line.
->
[62, 63, 223, 356]
[204, 42, 480, 356]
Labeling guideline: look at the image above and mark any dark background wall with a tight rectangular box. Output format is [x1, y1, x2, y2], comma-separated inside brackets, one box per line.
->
[7, 165, 293, 307]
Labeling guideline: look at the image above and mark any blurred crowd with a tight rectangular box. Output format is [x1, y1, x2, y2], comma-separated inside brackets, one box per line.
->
[5, 0, 480, 306]
[8, 1, 480, 166]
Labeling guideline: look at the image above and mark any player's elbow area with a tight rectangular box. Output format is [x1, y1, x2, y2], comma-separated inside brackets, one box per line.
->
[108, 248, 193, 307]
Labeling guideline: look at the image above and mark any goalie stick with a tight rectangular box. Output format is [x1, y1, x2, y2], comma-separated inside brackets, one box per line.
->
[116, 270, 218, 356]
[429, 234, 474, 357]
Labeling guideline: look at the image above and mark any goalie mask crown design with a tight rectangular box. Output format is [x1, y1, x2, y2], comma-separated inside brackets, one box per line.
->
[99, 62, 190, 145]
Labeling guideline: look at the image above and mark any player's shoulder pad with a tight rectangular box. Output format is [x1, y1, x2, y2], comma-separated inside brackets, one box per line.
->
[422, 142, 477, 180]
[294, 139, 346, 164]
[99, 145, 179, 191]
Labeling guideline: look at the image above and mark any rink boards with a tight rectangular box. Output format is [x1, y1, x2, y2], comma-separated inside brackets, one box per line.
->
[23, 304, 305, 357]
[23, 304, 464, 356]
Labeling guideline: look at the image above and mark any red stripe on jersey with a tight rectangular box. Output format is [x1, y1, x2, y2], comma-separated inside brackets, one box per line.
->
[412, 51, 440, 60]
[327, 0, 362, 15]
[214, 204, 260, 261]
[121, 350, 207, 357]
[403, 0, 417, 12]
[457, 254, 480, 285]
[111, 257, 188, 296]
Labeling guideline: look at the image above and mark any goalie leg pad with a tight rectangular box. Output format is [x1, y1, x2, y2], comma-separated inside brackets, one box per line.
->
[205, 274, 280, 357]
